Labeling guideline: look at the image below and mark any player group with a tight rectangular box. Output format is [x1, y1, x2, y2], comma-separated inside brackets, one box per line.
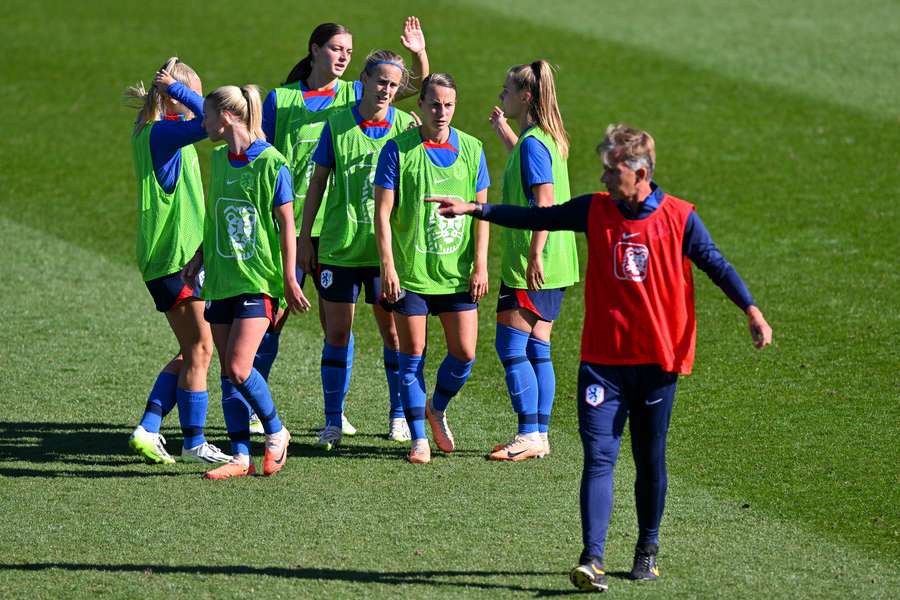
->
[126, 17, 578, 479]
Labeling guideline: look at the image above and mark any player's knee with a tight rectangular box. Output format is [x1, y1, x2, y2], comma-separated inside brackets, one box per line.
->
[227, 362, 252, 385]
[187, 340, 213, 368]
[325, 329, 352, 347]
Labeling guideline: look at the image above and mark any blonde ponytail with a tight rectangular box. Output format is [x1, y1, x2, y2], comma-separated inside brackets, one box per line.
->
[508, 60, 569, 159]
[206, 84, 265, 141]
[124, 56, 199, 134]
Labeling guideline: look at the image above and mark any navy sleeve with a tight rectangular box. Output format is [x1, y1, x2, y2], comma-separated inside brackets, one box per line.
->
[374, 140, 400, 190]
[167, 81, 204, 119]
[311, 123, 335, 168]
[480, 193, 591, 233]
[475, 149, 491, 192]
[262, 89, 277, 143]
[683, 211, 755, 311]
[272, 165, 294, 207]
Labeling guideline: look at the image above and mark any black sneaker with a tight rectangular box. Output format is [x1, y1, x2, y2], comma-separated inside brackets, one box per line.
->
[630, 543, 660, 580]
[569, 555, 609, 592]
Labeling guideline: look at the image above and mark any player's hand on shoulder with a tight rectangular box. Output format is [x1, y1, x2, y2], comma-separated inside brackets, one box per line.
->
[746, 305, 772, 349]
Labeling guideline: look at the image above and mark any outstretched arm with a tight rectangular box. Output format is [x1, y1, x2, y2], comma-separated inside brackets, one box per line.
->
[430, 193, 592, 233]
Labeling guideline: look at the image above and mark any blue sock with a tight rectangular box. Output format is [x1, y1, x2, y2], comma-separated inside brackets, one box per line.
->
[220, 377, 251, 456]
[234, 368, 282, 435]
[254, 331, 281, 381]
[527, 336, 555, 434]
[384, 347, 404, 419]
[399, 352, 427, 440]
[139, 371, 178, 433]
[495, 324, 539, 435]
[431, 353, 474, 413]
[176, 387, 208, 449]
[321, 335, 354, 428]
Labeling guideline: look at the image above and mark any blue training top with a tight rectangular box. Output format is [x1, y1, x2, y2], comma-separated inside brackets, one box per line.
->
[148, 81, 206, 194]
[311, 105, 398, 168]
[373, 127, 491, 192]
[262, 80, 364, 143]
[479, 183, 756, 310]
[226, 139, 294, 207]
[518, 126, 554, 205]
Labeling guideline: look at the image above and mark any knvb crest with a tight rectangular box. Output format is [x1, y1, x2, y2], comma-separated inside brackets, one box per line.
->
[585, 384, 605, 407]
[216, 198, 258, 260]
[614, 242, 650, 282]
[418, 196, 466, 255]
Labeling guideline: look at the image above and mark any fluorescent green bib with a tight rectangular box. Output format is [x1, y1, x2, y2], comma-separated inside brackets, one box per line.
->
[390, 127, 482, 295]
[501, 127, 579, 288]
[319, 108, 415, 267]
[201, 145, 287, 301]
[131, 123, 204, 281]
[272, 79, 357, 235]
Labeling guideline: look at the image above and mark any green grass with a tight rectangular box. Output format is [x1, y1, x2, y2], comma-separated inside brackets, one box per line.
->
[1, 0, 898, 597]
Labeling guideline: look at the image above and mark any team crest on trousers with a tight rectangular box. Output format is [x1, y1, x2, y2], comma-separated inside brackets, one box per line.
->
[614, 241, 650, 282]
[585, 384, 605, 407]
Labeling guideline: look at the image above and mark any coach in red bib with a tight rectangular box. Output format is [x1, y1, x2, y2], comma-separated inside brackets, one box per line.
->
[430, 124, 772, 592]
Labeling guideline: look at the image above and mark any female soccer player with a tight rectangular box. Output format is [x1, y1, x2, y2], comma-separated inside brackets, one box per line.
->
[183, 84, 309, 479]
[374, 73, 491, 464]
[261, 18, 429, 434]
[125, 57, 229, 465]
[431, 124, 773, 591]
[485, 61, 579, 462]
[298, 50, 420, 449]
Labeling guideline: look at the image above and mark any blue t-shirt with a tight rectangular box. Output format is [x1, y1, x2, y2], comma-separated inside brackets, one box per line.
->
[518, 127, 554, 204]
[312, 105, 398, 169]
[226, 139, 293, 207]
[147, 81, 206, 194]
[262, 80, 364, 143]
[373, 128, 490, 193]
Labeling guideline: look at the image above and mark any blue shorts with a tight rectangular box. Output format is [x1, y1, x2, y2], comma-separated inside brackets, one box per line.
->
[291, 236, 318, 291]
[204, 294, 277, 326]
[496, 282, 566, 322]
[317, 264, 381, 304]
[386, 290, 477, 316]
[145, 270, 202, 313]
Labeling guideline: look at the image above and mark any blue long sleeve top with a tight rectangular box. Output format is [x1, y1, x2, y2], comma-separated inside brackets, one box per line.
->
[148, 81, 206, 194]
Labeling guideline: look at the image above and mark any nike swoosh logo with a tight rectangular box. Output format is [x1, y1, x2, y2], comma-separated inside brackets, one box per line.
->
[645, 397, 664, 406]
[243, 301, 259, 306]
[506, 450, 527, 458]
[623, 232, 641, 239]
[498, 294, 511, 300]
[434, 176, 450, 184]
[273, 446, 287, 465]
[226, 178, 239, 185]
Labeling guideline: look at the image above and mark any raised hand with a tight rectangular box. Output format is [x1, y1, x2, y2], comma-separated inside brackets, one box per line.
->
[401, 16, 426, 54]
[154, 68, 176, 90]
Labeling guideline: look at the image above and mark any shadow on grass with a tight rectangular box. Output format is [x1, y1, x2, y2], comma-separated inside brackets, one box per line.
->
[0, 562, 577, 595]
[0, 421, 220, 475]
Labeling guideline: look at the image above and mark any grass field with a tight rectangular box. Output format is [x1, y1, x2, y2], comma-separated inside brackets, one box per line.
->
[1, 1, 898, 597]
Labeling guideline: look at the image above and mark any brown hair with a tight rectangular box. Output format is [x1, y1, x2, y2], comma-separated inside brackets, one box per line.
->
[507, 60, 569, 159]
[124, 57, 198, 134]
[283, 23, 352, 85]
[419, 72, 457, 100]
